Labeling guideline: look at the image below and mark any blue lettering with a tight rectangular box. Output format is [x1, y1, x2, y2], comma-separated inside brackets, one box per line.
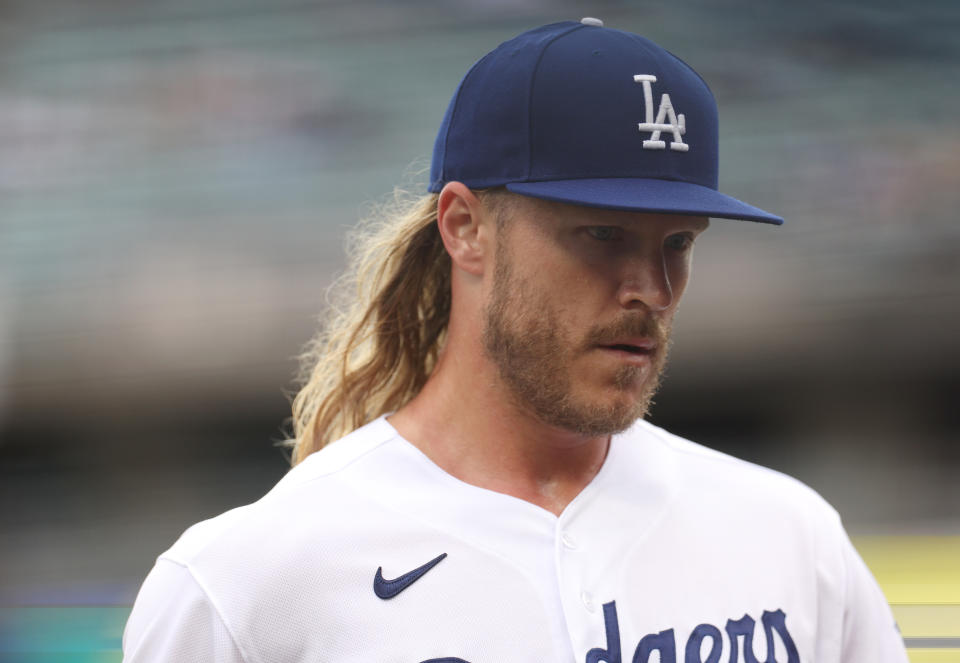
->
[726, 614, 760, 663]
[725, 612, 800, 663]
[685, 624, 722, 663]
[586, 605, 798, 663]
[632, 629, 676, 663]
[587, 601, 622, 663]
[760, 610, 799, 663]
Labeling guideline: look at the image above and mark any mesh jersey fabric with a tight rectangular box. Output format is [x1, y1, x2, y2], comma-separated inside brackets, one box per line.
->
[122, 417, 908, 663]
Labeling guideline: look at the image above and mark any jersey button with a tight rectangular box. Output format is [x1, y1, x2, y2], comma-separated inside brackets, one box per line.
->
[560, 531, 578, 549]
[580, 590, 596, 612]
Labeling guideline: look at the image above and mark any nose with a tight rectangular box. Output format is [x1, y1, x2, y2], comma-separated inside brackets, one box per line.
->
[616, 251, 674, 312]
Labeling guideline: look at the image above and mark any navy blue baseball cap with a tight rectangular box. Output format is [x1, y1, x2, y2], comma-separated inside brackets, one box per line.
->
[429, 19, 783, 225]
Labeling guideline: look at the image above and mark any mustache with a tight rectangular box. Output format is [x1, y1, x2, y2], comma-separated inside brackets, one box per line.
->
[583, 314, 670, 348]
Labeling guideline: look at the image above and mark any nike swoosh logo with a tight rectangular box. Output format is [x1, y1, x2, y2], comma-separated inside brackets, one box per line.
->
[374, 552, 447, 599]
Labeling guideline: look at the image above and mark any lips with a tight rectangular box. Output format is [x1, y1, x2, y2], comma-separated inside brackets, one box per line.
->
[596, 339, 657, 365]
[604, 343, 652, 354]
[598, 338, 656, 355]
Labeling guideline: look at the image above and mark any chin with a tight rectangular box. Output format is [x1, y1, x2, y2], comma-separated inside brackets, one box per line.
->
[543, 392, 648, 438]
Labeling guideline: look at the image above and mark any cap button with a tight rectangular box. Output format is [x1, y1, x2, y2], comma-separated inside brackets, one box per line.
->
[580, 17, 604, 27]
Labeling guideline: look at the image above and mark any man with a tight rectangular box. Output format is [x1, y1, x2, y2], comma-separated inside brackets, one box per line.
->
[123, 19, 908, 662]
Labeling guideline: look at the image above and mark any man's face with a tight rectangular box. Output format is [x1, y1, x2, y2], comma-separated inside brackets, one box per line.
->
[482, 196, 708, 437]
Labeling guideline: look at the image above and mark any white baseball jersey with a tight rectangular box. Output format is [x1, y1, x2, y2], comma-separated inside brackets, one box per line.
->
[123, 416, 908, 662]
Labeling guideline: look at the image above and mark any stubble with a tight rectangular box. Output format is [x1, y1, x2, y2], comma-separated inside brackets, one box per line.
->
[482, 236, 672, 437]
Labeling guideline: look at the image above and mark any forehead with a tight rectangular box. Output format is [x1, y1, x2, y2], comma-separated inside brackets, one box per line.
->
[500, 193, 710, 232]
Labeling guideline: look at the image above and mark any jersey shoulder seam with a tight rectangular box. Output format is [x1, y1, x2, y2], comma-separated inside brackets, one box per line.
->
[639, 418, 789, 475]
[271, 419, 401, 492]
[159, 423, 402, 565]
[635, 419, 837, 512]
[155, 556, 255, 663]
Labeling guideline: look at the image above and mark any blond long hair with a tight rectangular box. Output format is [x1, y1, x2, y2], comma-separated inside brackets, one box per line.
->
[288, 187, 503, 465]
[289, 192, 450, 465]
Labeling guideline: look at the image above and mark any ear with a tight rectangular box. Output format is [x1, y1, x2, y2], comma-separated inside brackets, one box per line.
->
[436, 181, 489, 276]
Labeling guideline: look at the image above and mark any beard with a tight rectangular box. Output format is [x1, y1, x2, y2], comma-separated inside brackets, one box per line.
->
[482, 243, 672, 437]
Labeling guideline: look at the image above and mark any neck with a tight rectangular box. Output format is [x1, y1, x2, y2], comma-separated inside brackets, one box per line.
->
[388, 341, 610, 517]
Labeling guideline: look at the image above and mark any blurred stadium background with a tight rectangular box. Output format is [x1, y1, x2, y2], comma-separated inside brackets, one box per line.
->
[0, 0, 957, 660]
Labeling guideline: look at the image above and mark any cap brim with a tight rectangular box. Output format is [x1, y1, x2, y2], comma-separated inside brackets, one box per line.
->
[505, 178, 783, 225]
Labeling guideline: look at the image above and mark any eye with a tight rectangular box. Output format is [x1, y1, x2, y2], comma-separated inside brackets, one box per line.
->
[664, 233, 694, 252]
[585, 226, 619, 241]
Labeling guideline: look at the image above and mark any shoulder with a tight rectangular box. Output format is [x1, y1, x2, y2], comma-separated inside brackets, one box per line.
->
[127, 416, 444, 661]
[612, 419, 856, 596]
[161, 416, 400, 567]
[622, 418, 841, 526]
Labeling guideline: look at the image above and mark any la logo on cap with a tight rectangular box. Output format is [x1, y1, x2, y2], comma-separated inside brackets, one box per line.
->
[634, 74, 688, 152]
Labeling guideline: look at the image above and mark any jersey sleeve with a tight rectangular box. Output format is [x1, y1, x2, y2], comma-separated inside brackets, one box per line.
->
[838, 531, 909, 662]
[122, 557, 247, 663]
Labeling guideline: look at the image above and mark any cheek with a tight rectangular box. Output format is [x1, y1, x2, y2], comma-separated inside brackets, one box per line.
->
[521, 247, 605, 304]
